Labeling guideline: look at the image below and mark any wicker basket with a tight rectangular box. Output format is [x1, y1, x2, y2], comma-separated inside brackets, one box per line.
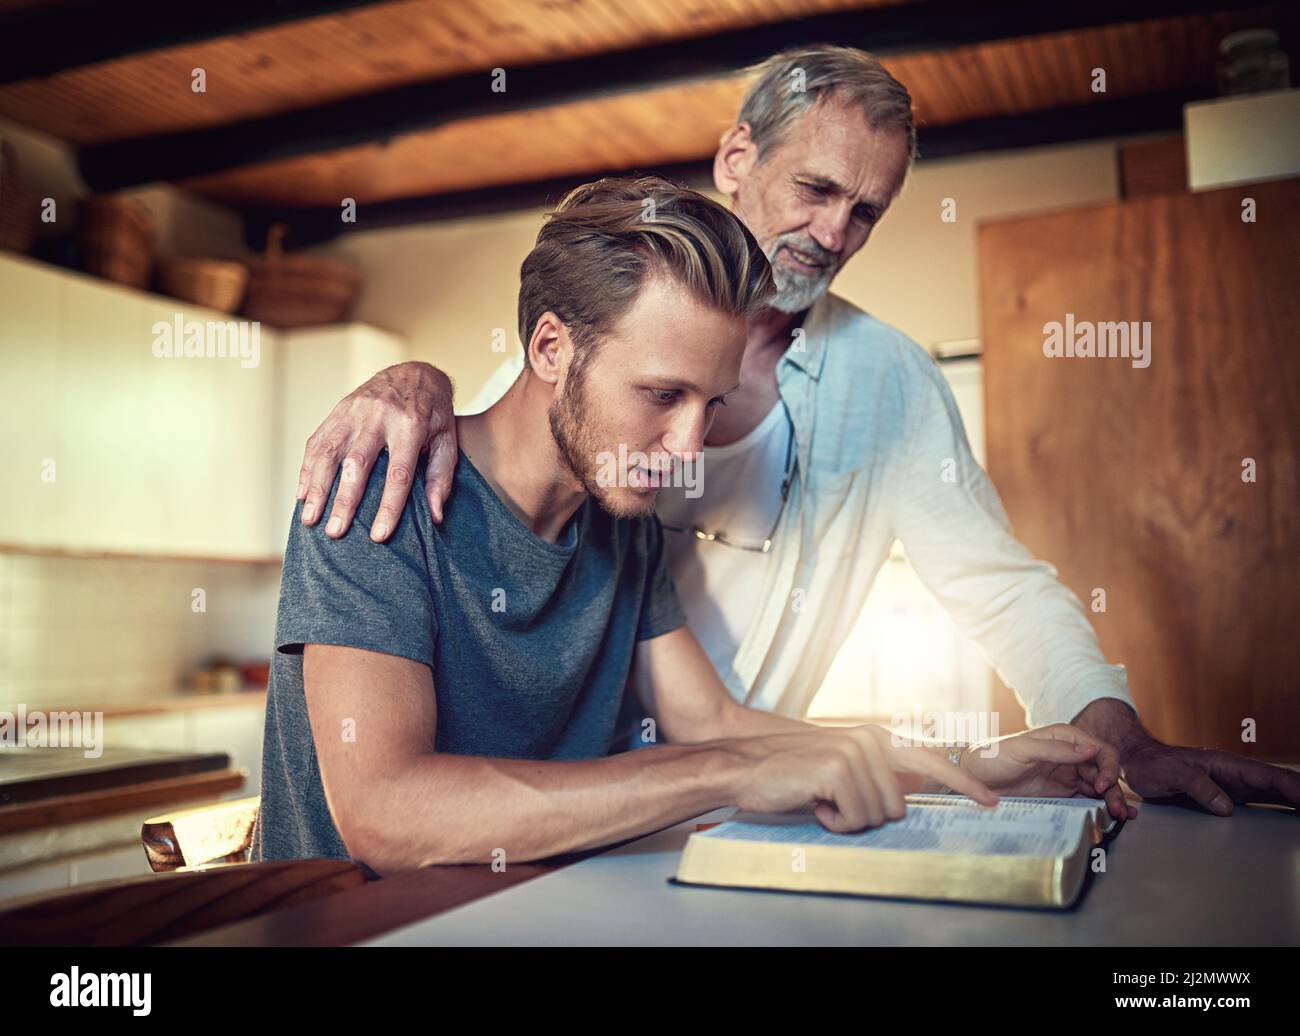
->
[0, 141, 40, 256]
[158, 257, 249, 314]
[78, 195, 154, 289]
[240, 223, 362, 328]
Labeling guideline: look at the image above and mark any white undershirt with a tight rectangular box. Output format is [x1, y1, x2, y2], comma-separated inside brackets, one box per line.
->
[654, 399, 789, 687]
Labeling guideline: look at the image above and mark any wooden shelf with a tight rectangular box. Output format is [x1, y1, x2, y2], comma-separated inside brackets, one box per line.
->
[0, 542, 282, 566]
[31, 690, 268, 720]
[0, 768, 247, 835]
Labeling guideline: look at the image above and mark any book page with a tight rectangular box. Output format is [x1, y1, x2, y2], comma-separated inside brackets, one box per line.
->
[907, 793, 1117, 833]
[906, 793, 1104, 811]
[704, 800, 1088, 858]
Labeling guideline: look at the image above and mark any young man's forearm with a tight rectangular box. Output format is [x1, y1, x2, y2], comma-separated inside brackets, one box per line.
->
[713, 699, 816, 739]
[350, 740, 742, 874]
[711, 701, 940, 794]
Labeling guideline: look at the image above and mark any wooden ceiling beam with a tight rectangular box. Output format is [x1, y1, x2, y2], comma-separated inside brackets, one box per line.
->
[0, 0, 388, 87]
[241, 159, 715, 247]
[79, 0, 1274, 192]
[242, 86, 1206, 248]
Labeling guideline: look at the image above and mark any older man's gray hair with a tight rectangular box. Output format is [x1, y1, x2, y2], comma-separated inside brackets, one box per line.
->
[735, 44, 917, 163]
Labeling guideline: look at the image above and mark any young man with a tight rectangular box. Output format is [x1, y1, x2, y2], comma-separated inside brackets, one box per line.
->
[254, 176, 1121, 874]
[293, 46, 1298, 819]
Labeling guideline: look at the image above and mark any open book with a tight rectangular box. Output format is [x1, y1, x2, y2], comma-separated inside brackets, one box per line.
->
[673, 794, 1121, 909]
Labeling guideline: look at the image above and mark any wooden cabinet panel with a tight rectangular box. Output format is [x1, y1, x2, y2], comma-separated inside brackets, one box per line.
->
[979, 179, 1300, 757]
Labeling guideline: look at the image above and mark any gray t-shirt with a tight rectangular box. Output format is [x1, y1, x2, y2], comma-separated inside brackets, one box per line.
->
[252, 448, 686, 865]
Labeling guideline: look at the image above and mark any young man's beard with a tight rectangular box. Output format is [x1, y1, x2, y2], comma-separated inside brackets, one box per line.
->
[547, 354, 654, 520]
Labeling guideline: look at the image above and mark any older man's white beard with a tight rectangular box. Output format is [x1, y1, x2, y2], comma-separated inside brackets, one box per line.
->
[764, 238, 838, 314]
[768, 265, 835, 314]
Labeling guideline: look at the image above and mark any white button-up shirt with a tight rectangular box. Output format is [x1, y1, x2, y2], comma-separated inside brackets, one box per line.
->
[655, 291, 1135, 727]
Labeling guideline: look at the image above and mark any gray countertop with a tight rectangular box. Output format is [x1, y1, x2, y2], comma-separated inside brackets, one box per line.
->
[367, 799, 1299, 946]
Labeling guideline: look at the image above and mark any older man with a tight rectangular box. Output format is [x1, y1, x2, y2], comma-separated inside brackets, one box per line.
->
[293, 45, 1298, 818]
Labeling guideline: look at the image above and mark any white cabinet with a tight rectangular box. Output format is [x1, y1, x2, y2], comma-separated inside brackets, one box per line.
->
[939, 355, 986, 467]
[125, 292, 277, 558]
[104, 702, 264, 797]
[0, 254, 275, 558]
[270, 324, 405, 552]
[185, 702, 266, 797]
[49, 273, 277, 558]
[0, 254, 407, 559]
[1, 256, 66, 546]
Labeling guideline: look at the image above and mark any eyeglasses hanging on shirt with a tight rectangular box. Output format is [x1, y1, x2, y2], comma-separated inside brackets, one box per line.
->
[658, 406, 797, 554]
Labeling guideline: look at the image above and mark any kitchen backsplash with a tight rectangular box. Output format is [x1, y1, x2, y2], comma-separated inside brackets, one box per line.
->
[0, 552, 280, 709]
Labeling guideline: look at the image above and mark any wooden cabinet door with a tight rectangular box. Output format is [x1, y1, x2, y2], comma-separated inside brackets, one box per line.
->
[979, 179, 1299, 758]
